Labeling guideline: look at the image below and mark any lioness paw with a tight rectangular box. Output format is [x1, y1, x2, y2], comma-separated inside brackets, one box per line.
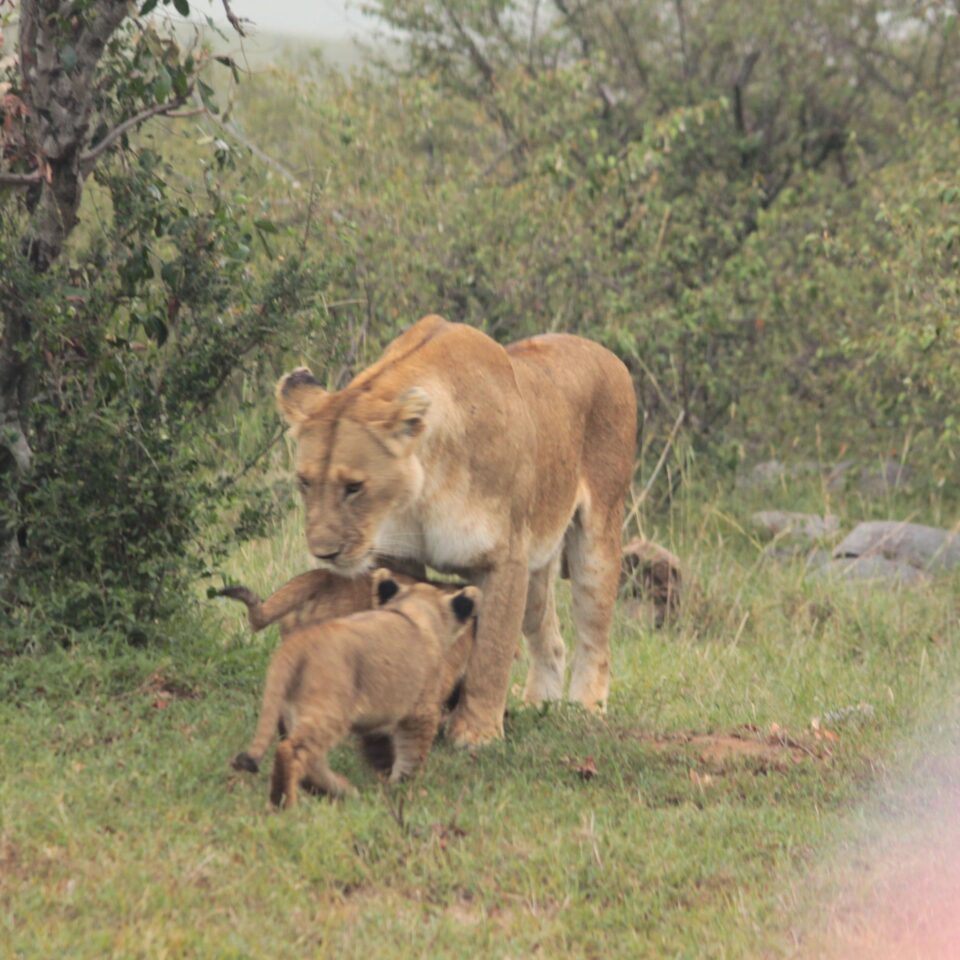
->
[446, 710, 504, 749]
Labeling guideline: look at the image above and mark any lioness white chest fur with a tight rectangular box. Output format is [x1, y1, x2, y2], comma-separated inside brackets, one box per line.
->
[276, 316, 637, 747]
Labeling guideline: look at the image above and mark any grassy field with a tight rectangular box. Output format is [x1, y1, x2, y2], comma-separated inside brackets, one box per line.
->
[2, 481, 958, 958]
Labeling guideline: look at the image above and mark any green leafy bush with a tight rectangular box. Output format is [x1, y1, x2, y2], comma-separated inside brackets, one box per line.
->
[0, 147, 338, 650]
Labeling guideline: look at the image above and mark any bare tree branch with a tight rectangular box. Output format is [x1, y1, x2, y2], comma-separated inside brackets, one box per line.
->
[733, 50, 761, 136]
[200, 95, 303, 188]
[674, 0, 690, 82]
[80, 94, 190, 173]
[221, 0, 250, 38]
[440, 0, 496, 88]
[2, 98, 203, 187]
[0, 170, 43, 187]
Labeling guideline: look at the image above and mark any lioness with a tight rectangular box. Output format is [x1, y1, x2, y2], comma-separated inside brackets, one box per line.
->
[276, 315, 637, 746]
[233, 570, 481, 808]
[218, 567, 475, 768]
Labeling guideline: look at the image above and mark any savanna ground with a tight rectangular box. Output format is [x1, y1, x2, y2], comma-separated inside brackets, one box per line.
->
[4, 2, 960, 956]
[3, 473, 958, 959]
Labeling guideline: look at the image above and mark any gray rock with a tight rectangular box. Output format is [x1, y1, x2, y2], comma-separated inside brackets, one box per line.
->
[803, 548, 833, 572]
[825, 459, 857, 493]
[812, 555, 931, 585]
[736, 460, 786, 491]
[858, 460, 912, 497]
[751, 510, 840, 541]
[834, 521, 960, 572]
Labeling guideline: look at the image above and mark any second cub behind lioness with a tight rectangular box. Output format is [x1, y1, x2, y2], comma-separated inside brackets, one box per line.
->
[234, 570, 480, 808]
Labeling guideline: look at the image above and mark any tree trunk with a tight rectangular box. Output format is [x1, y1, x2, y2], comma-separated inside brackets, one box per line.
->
[0, 0, 129, 592]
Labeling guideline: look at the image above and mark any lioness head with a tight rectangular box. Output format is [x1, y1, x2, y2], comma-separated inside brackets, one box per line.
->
[276, 368, 431, 575]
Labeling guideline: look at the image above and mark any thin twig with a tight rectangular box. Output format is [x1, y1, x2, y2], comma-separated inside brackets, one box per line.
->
[221, 0, 250, 37]
[622, 409, 685, 532]
[200, 92, 302, 189]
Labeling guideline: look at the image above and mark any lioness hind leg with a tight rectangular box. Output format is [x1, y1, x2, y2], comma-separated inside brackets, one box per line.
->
[522, 552, 566, 705]
[390, 711, 439, 783]
[565, 508, 622, 714]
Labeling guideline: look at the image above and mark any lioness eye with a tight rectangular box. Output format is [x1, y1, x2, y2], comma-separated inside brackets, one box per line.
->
[297, 474, 310, 491]
[344, 480, 364, 498]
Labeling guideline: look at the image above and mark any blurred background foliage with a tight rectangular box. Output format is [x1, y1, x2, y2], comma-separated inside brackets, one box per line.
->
[1, 0, 958, 645]
[226, 0, 960, 462]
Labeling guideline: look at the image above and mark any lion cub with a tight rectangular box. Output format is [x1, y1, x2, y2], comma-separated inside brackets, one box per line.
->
[232, 570, 480, 808]
[217, 566, 474, 741]
[217, 566, 420, 634]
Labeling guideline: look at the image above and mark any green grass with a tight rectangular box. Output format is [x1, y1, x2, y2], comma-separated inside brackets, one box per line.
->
[2, 487, 958, 958]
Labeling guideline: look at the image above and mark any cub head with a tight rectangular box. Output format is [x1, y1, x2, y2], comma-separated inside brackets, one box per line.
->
[276, 368, 431, 575]
[370, 568, 481, 647]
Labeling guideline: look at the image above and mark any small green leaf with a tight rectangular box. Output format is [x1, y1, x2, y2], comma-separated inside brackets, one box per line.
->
[154, 67, 172, 101]
[198, 79, 218, 114]
[172, 0, 190, 16]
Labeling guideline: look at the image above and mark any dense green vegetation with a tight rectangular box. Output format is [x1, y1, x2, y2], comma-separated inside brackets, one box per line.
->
[3, 1, 958, 638]
[230, 0, 960, 463]
[2, 4, 959, 955]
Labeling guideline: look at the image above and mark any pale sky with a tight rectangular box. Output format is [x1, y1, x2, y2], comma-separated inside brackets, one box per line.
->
[201, 0, 371, 39]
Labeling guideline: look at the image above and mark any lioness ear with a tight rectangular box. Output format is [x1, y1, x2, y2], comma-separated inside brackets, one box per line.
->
[450, 586, 481, 623]
[372, 568, 400, 606]
[276, 367, 328, 431]
[392, 387, 431, 439]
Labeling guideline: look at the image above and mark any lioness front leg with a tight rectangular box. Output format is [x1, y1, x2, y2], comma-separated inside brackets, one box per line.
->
[447, 556, 528, 748]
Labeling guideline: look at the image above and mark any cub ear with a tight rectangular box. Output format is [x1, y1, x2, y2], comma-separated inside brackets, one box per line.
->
[450, 585, 481, 624]
[392, 387, 431, 439]
[371, 567, 400, 606]
[276, 367, 328, 431]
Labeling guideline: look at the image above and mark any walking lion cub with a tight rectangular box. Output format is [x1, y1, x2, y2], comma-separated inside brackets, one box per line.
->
[231, 569, 480, 808]
[217, 566, 476, 768]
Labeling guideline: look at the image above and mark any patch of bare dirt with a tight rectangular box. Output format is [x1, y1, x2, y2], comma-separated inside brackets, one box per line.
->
[140, 670, 202, 708]
[624, 725, 831, 772]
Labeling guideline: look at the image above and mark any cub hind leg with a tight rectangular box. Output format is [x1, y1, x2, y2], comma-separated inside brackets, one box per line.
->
[300, 716, 355, 798]
[389, 709, 440, 783]
[303, 755, 356, 799]
[270, 739, 303, 809]
[271, 719, 354, 808]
